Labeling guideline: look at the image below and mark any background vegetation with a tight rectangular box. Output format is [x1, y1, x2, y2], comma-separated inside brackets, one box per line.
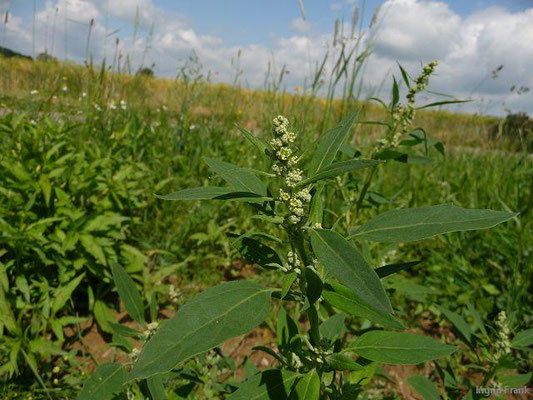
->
[0, 54, 531, 399]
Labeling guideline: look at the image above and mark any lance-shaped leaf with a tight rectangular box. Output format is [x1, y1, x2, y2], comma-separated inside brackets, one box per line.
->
[498, 372, 532, 388]
[291, 369, 320, 400]
[147, 375, 166, 400]
[297, 159, 382, 187]
[323, 282, 403, 329]
[228, 369, 300, 400]
[310, 229, 391, 313]
[437, 306, 472, 344]
[375, 260, 421, 279]
[156, 186, 268, 201]
[111, 263, 145, 324]
[236, 124, 270, 156]
[307, 111, 359, 176]
[230, 235, 282, 270]
[319, 312, 346, 342]
[326, 353, 364, 371]
[350, 331, 456, 365]
[130, 281, 272, 379]
[51, 273, 85, 315]
[76, 363, 127, 400]
[511, 329, 533, 349]
[350, 203, 517, 243]
[407, 375, 440, 400]
[205, 157, 268, 196]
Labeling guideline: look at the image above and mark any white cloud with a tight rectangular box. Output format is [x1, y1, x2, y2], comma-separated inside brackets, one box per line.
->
[290, 17, 311, 34]
[372, 0, 461, 61]
[366, 0, 533, 114]
[3, 0, 532, 115]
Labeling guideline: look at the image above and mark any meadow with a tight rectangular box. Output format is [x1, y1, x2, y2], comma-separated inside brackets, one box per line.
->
[0, 55, 531, 399]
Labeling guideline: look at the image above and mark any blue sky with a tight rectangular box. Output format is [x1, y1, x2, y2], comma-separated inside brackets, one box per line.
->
[8, 1, 531, 46]
[2, 1, 533, 115]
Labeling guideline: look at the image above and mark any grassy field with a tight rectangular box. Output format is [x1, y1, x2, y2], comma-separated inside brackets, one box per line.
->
[0, 56, 531, 399]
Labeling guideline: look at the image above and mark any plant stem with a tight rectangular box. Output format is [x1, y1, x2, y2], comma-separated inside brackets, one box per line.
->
[289, 228, 321, 346]
[355, 165, 377, 217]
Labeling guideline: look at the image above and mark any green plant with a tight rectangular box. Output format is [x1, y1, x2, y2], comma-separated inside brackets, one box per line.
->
[76, 63, 518, 399]
[0, 112, 149, 380]
[406, 307, 532, 400]
[489, 112, 533, 152]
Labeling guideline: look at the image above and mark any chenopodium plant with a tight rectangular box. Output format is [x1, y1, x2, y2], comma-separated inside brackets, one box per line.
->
[78, 112, 517, 399]
[408, 308, 533, 400]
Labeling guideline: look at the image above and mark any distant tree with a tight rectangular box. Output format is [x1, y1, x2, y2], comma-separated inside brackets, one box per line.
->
[37, 52, 57, 62]
[0, 46, 32, 60]
[136, 67, 154, 77]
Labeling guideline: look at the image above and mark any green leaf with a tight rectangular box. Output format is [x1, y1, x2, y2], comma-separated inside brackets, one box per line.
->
[29, 339, 67, 357]
[84, 213, 128, 232]
[407, 375, 440, 400]
[307, 111, 360, 176]
[230, 235, 282, 270]
[38, 175, 52, 206]
[94, 300, 115, 334]
[281, 273, 297, 299]
[511, 329, 533, 349]
[417, 99, 470, 109]
[350, 204, 517, 243]
[437, 306, 472, 344]
[392, 76, 399, 106]
[80, 234, 107, 265]
[228, 369, 299, 400]
[77, 363, 127, 400]
[326, 353, 363, 371]
[147, 374, 167, 400]
[111, 263, 145, 324]
[466, 301, 487, 338]
[308, 184, 324, 226]
[252, 346, 287, 366]
[375, 261, 421, 278]
[350, 331, 456, 365]
[130, 281, 272, 379]
[111, 333, 133, 353]
[305, 267, 323, 304]
[290, 369, 320, 400]
[204, 157, 267, 196]
[0, 283, 19, 335]
[498, 372, 532, 388]
[319, 313, 346, 342]
[52, 273, 85, 315]
[398, 63, 411, 88]
[297, 159, 382, 187]
[109, 322, 140, 338]
[322, 282, 403, 329]
[235, 124, 270, 156]
[156, 186, 267, 201]
[310, 229, 391, 313]
[277, 307, 299, 351]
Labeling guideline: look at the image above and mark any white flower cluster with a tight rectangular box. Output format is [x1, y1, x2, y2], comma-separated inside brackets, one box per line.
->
[377, 60, 439, 152]
[169, 284, 183, 305]
[270, 115, 301, 184]
[143, 321, 159, 340]
[401, 60, 438, 134]
[269, 115, 312, 225]
[109, 99, 127, 111]
[290, 352, 303, 369]
[130, 347, 141, 361]
[494, 311, 511, 359]
[279, 187, 311, 225]
[280, 250, 302, 274]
